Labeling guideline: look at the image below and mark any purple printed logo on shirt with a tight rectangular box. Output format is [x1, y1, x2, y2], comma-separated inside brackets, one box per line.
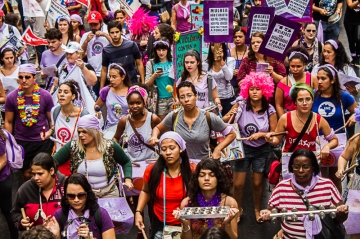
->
[129, 133, 144, 153]
[92, 42, 104, 56]
[244, 123, 259, 137]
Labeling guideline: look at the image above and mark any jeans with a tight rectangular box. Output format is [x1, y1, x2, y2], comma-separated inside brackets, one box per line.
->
[345, 24, 360, 56]
[0, 174, 18, 239]
[315, 20, 340, 42]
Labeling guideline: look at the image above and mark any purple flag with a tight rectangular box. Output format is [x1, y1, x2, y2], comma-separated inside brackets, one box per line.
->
[258, 15, 301, 61]
[246, 7, 275, 45]
[204, 0, 233, 43]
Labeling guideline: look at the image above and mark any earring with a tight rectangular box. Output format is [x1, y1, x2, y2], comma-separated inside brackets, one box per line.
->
[143, 109, 145, 115]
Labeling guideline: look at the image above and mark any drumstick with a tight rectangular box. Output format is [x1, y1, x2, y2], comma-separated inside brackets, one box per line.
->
[334, 126, 346, 134]
[42, 126, 46, 138]
[131, 162, 140, 167]
[21, 208, 29, 230]
[271, 131, 288, 137]
[341, 163, 359, 178]
[141, 228, 148, 239]
[145, 158, 158, 162]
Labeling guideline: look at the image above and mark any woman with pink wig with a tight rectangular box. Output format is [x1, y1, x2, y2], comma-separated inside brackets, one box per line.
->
[223, 72, 277, 223]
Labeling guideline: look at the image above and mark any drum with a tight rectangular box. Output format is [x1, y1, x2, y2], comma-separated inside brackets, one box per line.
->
[328, 13, 341, 24]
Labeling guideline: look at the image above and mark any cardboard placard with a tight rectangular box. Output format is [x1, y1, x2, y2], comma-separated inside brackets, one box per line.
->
[246, 7, 275, 45]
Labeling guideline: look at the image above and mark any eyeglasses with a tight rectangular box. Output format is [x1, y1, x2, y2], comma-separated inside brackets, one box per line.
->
[66, 192, 87, 200]
[18, 75, 32, 80]
[292, 165, 312, 170]
[297, 97, 312, 104]
[179, 94, 194, 100]
[306, 29, 316, 33]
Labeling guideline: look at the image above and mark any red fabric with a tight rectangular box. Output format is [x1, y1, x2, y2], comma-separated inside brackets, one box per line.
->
[90, 0, 106, 19]
[58, 159, 71, 177]
[143, 163, 196, 225]
[283, 112, 321, 152]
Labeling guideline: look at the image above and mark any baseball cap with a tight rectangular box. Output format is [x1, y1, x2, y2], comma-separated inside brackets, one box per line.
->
[64, 42, 82, 54]
[88, 11, 102, 24]
[0, 10, 4, 17]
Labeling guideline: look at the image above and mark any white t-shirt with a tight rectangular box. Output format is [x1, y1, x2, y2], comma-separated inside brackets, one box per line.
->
[80, 24, 110, 76]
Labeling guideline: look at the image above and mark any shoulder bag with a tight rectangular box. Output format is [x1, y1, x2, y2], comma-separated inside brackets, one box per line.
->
[128, 115, 157, 153]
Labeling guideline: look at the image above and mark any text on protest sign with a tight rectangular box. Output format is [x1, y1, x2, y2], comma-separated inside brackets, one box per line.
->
[22, 0, 45, 17]
[246, 7, 275, 44]
[209, 8, 229, 36]
[262, 0, 313, 22]
[190, 4, 209, 57]
[173, 31, 202, 80]
[48, 0, 70, 21]
[264, 0, 288, 15]
[108, 0, 140, 17]
[287, 0, 310, 18]
[266, 24, 294, 54]
[0, 35, 24, 53]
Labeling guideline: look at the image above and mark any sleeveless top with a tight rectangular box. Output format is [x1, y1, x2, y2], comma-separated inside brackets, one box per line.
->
[105, 88, 128, 129]
[277, 72, 311, 112]
[124, 112, 156, 162]
[283, 112, 321, 152]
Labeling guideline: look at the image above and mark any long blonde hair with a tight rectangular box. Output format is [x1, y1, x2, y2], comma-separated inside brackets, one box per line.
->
[347, 133, 360, 166]
[76, 128, 107, 154]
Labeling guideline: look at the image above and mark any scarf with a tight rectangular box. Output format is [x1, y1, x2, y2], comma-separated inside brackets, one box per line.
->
[66, 63, 76, 73]
[291, 174, 322, 239]
[299, 35, 319, 71]
[178, 1, 190, 19]
[66, 209, 90, 239]
[197, 192, 221, 228]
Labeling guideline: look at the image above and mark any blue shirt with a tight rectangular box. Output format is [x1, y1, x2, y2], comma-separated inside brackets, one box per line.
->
[153, 61, 174, 99]
[312, 91, 355, 134]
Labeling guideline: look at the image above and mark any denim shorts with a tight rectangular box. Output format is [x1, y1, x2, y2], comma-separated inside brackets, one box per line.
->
[157, 97, 173, 116]
[234, 143, 270, 173]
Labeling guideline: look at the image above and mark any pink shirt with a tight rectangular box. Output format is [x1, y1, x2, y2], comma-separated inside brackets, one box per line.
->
[172, 3, 191, 32]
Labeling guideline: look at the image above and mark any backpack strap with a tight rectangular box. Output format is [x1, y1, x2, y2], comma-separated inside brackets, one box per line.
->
[94, 207, 103, 233]
[171, 111, 180, 131]
[52, 106, 62, 125]
[7, 25, 14, 36]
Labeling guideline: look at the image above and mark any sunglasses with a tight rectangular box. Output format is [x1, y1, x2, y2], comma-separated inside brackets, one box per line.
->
[306, 29, 316, 33]
[66, 192, 87, 200]
[18, 75, 32, 80]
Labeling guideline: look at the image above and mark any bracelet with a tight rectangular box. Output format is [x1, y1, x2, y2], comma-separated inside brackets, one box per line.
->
[135, 210, 143, 216]
[182, 224, 191, 232]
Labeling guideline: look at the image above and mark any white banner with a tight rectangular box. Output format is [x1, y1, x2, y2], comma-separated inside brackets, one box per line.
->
[108, 0, 140, 17]
[22, 0, 45, 17]
[52, 66, 96, 115]
[47, 0, 70, 21]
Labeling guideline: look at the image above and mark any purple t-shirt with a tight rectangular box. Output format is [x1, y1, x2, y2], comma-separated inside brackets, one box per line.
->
[5, 88, 54, 141]
[172, 3, 191, 32]
[0, 137, 10, 181]
[237, 103, 276, 147]
[40, 50, 66, 91]
[99, 86, 128, 128]
[54, 207, 114, 239]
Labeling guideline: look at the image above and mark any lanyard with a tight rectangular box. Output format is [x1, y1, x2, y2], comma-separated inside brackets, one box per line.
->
[34, 188, 47, 222]
[163, 168, 166, 227]
[84, 158, 89, 180]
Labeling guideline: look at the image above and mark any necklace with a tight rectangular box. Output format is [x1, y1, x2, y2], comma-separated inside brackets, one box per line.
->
[235, 46, 247, 60]
[189, 74, 200, 84]
[197, 191, 221, 228]
[17, 83, 40, 127]
[63, 107, 74, 123]
[296, 111, 312, 134]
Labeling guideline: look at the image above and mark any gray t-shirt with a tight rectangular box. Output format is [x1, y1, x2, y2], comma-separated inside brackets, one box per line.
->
[162, 109, 227, 160]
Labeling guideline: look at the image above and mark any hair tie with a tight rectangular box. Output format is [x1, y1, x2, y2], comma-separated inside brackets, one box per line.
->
[108, 63, 126, 76]
[126, 85, 148, 106]
[318, 64, 338, 78]
[289, 51, 308, 61]
[1, 45, 15, 53]
[56, 15, 71, 24]
[241, 27, 247, 33]
[325, 40, 339, 50]
[153, 40, 170, 48]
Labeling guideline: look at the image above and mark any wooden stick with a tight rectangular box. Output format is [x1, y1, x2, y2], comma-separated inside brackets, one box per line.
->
[334, 126, 346, 134]
[145, 158, 158, 162]
[271, 131, 288, 137]
[21, 208, 29, 230]
[344, 163, 359, 175]
[131, 162, 140, 167]
[141, 228, 148, 239]
[228, 114, 235, 124]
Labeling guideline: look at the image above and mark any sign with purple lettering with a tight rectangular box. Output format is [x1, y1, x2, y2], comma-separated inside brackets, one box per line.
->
[204, 0, 233, 42]
[245, 7, 275, 45]
[258, 15, 301, 61]
[262, 0, 313, 22]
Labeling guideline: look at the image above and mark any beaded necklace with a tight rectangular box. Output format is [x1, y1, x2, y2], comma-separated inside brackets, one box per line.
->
[197, 191, 221, 228]
[17, 83, 40, 127]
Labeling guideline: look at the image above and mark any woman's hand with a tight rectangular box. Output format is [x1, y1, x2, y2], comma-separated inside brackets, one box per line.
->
[148, 137, 159, 146]
[345, 114, 357, 127]
[320, 9, 327, 16]
[77, 223, 90, 239]
[265, 132, 275, 144]
[233, 69, 239, 77]
[43, 21, 50, 30]
[216, 49, 223, 61]
[40, 129, 53, 140]
[345, 85, 358, 96]
[247, 132, 263, 141]
[259, 209, 271, 221]
[335, 168, 345, 179]
[320, 145, 330, 159]
[135, 212, 145, 230]
[44, 216, 60, 237]
[21, 216, 33, 228]
[223, 207, 239, 224]
[153, 70, 163, 79]
[336, 204, 349, 215]
[172, 208, 187, 223]
[265, 65, 274, 76]
[123, 178, 133, 190]
[212, 147, 221, 160]
[75, 59, 85, 70]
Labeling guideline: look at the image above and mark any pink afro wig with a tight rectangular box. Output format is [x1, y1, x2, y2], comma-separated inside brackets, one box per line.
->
[128, 8, 158, 36]
[240, 72, 274, 100]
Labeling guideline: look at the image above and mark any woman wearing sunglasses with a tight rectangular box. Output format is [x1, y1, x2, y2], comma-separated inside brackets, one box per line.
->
[45, 173, 116, 239]
[11, 153, 66, 230]
[290, 22, 323, 72]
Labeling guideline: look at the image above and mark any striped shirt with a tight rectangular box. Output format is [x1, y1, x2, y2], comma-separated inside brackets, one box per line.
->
[102, 38, 142, 83]
[268, 177, 341, 239]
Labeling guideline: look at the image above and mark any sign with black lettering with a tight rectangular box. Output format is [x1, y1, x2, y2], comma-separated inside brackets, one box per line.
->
[245, 7, 275, 44]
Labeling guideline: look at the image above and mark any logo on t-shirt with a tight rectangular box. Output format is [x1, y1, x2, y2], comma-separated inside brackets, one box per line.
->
[198, 92, 205, 102]
[25, 105, 33, 119]
[57, 127, 72, 143]
[319, 0, 337, 16]
[91, 42, 104, 56]
[129, 133, 144, 153]
[318, 102, 335, 117]
[111, 103, 123, 119]
[244, 123, 259, 137]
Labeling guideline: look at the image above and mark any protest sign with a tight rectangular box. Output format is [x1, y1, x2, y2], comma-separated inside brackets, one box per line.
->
[262, 0, 313, 22]
[0, 35, 24, 53]
[22, 27, 49, 46]
[47, 0, 70, 21]
[246, 7, 275, 44]
[108, 0, 140, 17]
[258, 15, 301, 61]
[204, 0, 233, 42]
[173, 30, 202, 80]
[190, 4, 209, 58]
[22, 0, 45, 17]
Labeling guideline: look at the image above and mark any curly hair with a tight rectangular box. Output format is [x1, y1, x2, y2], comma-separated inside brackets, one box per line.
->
[45, 28, 62, 40]
[240, 72, 274, 100]
[188, 159, 232, 207]
[21, 226, 56, 239]
[157, 23, 175, 45]
[320, 40, 350, 71]
[286, 46, 309, 64]
[248, 32, 265, 62]
[59, 79, 81, 102]
[315, 65, 342, 105]
[60, 173, 99, 216]
[176, 81, 197, 97]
